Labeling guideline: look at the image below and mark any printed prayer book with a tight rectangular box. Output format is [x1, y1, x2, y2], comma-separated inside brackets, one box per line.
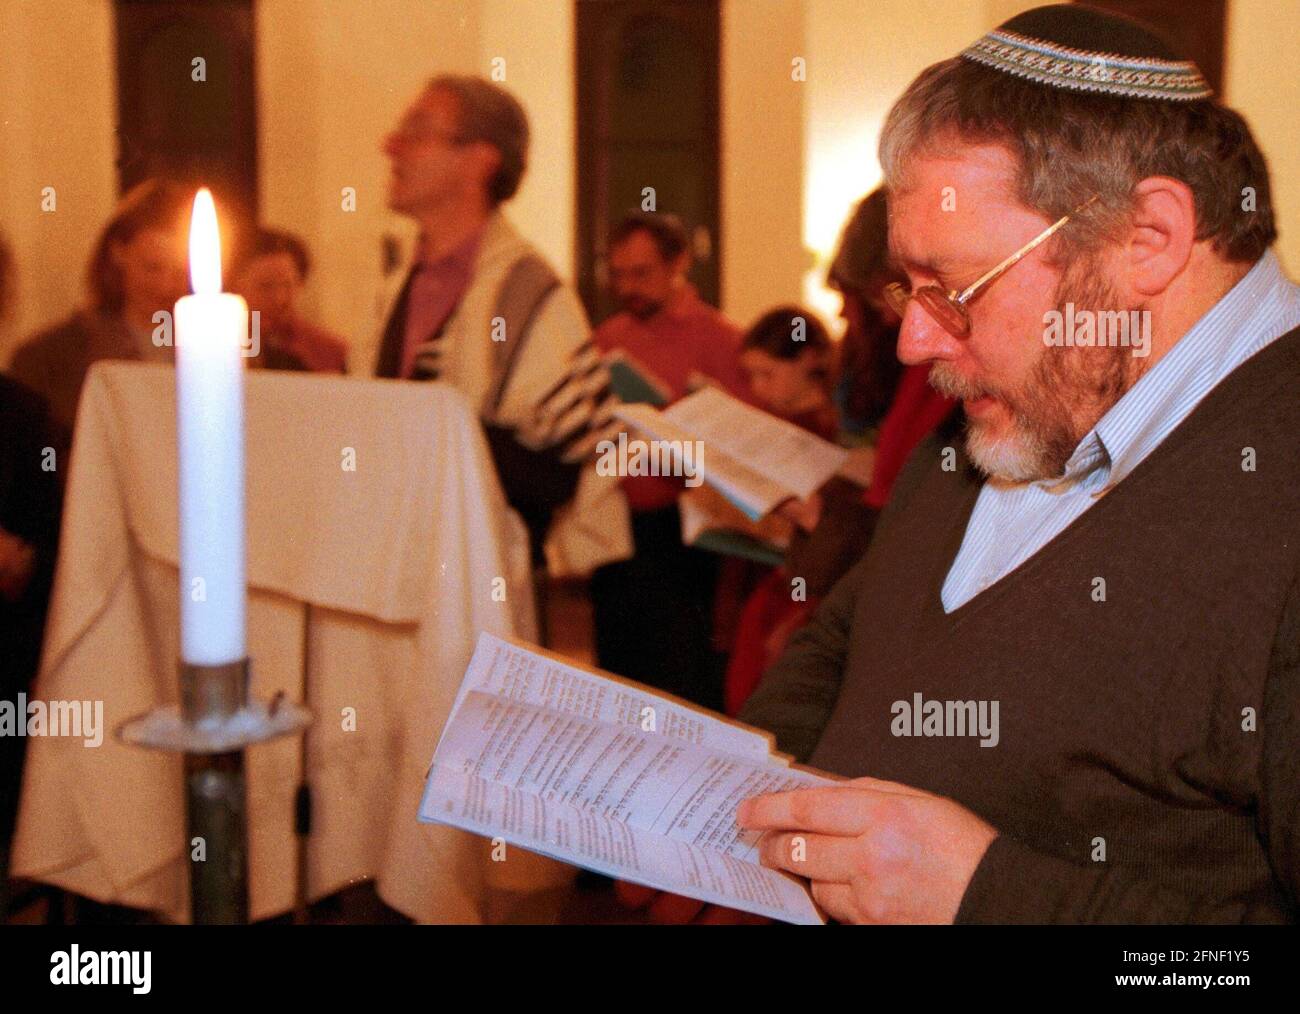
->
[605, 350, 672, 406]
[613, 386, 848, 520]
[418, 632, 829, 924]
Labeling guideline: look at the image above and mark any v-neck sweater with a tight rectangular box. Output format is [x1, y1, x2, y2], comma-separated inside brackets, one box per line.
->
[741, 325, 1300, 923]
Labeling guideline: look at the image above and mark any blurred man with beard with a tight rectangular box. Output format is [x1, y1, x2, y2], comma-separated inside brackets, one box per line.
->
[590, 211, 749, 708]
[630, 5, 1300, 924]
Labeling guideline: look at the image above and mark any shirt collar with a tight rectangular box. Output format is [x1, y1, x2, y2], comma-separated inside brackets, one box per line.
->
[1046, 249, 1294, 492]
[415, 226, 484, 271]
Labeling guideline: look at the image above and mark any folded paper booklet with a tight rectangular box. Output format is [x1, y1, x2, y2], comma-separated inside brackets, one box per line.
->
[614, 386, 848, 521]
[418, 631, 829, 924]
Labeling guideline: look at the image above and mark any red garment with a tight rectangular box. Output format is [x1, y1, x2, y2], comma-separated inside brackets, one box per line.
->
[400, 229, 483, 379]
[593, 285, 748, 513]
[712, 399, 840, 650]
[863, 363, 956, 509]
[273, 318, 349, 373]
[724, 572, 818, 716]
[718, 401, 839, 716]
[724, 365, 956, 717]
[783, 402, 840, 446]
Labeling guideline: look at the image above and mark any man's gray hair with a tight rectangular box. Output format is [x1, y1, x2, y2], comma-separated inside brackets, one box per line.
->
[879, 57, 1276, 265]
[428, 74, 530, 206]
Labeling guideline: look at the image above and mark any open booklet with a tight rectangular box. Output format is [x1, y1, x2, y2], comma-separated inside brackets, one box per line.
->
[418, 632, 829, 924]
[614, 386, 848, 521]
[605, 349, 672, 406]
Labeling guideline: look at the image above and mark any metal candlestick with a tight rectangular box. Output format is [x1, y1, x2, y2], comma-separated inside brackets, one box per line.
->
[119, 658, 311, 924]
[181, 659, 249, 925]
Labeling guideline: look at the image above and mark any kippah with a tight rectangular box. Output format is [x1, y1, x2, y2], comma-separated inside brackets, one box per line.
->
[960, 3, 1213, 102]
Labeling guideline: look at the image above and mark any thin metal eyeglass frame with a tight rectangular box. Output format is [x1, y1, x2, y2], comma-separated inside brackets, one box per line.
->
[885, 194, 1100, 338]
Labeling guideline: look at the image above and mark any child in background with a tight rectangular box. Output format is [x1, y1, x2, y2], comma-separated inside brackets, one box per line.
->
[737, 306, 839, 444]
[714, 306, 839, 714]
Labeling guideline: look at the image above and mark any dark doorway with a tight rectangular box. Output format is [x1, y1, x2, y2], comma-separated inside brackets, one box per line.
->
[114, 0, 258, 260]
[576, 0, 721, 325]
[1082, 0, 1225, 94]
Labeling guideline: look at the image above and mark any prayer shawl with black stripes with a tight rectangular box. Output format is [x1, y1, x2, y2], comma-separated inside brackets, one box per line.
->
[373, 211, 631, 577]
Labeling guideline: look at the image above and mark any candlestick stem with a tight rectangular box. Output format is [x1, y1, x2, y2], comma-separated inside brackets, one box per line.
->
[181, 658, 251, 924]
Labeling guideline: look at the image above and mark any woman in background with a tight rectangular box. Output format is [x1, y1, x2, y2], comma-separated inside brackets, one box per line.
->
[828, 187, 905, 443]
[8, 178, 190, 439]
[234, 227, 348, 374]
[737, 305, 838, 443]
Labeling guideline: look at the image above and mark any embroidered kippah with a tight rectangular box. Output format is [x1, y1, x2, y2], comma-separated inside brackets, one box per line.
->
[960, 3, 1213, 102]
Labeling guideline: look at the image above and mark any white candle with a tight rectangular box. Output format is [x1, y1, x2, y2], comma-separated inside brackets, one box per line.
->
[174, 189, 247, 665]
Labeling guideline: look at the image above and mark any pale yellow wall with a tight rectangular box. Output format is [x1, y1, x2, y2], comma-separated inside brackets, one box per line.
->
[257, 0, 574, 372]
[0, 0, 117, 364]
[720, 0, 806, 330]
[5, 0, 1296, 374]
[986, 0, 1044, 24]
[796, 0, 1040, 327]
[1224, 0, 1300, 275]
[478, 0, 575, 283]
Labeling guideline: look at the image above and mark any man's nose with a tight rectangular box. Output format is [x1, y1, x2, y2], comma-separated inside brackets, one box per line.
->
[896, 303, 963, 366]
[381, 132, 401, 157]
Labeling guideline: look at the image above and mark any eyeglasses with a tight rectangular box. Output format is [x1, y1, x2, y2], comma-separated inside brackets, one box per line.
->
[884, 195, 1099, 338]
[389, 124, 469, 148]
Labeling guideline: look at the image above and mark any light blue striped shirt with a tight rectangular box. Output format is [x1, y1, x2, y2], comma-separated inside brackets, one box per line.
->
[942, 249, 1300, 612]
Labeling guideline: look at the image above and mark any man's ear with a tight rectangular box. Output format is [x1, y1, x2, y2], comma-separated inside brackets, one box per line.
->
[471, 142, 502, 196]
[1125, 176, 1197, 297]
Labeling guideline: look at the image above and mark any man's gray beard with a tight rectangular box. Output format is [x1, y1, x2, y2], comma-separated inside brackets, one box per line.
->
[930, 261, 1139, 483]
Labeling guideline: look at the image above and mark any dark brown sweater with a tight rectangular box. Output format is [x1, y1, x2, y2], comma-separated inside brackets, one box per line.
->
[740, 326, 1300, 923]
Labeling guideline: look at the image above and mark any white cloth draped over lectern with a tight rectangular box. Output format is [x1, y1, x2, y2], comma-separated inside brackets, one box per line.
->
[12, 362, 559, 922]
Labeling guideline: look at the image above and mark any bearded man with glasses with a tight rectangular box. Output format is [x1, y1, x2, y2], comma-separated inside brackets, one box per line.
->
[724, 5, 1300, 925]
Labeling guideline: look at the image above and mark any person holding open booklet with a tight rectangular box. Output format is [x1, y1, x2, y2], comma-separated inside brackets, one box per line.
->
[589, 211, 751, 710]
[419, 632, 832, 924]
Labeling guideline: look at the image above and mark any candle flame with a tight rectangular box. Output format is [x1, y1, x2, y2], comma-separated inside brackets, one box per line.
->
[188, 188, 222, 295]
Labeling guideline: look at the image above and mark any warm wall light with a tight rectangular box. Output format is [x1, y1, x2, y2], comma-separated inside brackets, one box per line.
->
[803, 126, 886, 338]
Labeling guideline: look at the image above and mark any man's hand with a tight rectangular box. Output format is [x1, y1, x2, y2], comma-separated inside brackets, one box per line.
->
[775, 492, 822, 532]
[836, 444, 876, 488]
[737, 776, 998, 924]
